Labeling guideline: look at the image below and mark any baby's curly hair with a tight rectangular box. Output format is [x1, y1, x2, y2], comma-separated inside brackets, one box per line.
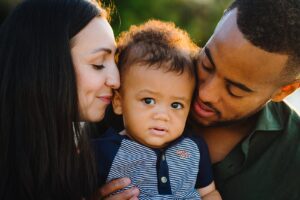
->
[116, 20, 199, 78]
[228, 0, 300, 80]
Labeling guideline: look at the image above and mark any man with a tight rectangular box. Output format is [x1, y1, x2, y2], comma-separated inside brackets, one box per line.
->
[98, 0, 300, 199]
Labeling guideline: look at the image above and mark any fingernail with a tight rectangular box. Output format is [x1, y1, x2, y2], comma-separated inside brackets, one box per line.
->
[122, 177, 131, 185]
[132, 187, 139, 195]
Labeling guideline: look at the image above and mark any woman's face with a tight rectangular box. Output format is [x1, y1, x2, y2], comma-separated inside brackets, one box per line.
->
[71, 17, 120, 122]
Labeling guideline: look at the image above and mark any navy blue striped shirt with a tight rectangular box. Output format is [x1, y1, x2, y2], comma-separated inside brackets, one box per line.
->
[93, 128, 213, 199]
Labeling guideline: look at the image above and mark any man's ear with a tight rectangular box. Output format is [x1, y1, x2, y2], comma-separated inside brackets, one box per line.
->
[112, 90, 123, 115]
[271, 81, 300, 102]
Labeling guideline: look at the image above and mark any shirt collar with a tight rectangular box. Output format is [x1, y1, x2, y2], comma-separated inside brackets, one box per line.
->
[240, 101, 289, 160]
[252, 101, 285, 132]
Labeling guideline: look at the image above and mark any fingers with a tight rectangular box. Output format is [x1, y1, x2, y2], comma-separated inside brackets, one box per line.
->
[98, 177, 140, 200]
[99, 177, 131, 197]
[129, 196, 139, 200]
[105, 187, 140, 200]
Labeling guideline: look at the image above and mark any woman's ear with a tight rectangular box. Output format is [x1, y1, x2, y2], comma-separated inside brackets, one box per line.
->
[112, 90, 123, 115]
[271, 81, 300, 102]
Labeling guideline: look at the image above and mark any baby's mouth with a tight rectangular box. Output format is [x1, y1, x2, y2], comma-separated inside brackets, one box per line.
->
[149, 127, 168, 136]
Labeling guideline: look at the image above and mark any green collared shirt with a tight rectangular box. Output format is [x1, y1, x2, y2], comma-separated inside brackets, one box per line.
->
[214, 101, 300, 200]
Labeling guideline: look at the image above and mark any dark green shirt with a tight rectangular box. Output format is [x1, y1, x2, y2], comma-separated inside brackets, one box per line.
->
[214, 101, 300, 200]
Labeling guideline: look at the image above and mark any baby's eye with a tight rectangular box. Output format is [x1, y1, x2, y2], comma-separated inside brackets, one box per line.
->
[143, 98, 155, 105]
[171, 102, 183, 109]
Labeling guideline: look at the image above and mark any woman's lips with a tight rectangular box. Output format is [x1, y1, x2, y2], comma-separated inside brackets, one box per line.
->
[193, 100, 216, 118]
[98, 95, 112, 104]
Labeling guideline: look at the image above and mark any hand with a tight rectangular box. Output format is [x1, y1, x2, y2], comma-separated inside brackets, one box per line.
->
[198, 181, 222, 200]
[99, 178, 140, 200]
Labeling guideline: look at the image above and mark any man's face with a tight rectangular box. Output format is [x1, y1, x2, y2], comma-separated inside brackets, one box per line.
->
[191, 8, 289, 126]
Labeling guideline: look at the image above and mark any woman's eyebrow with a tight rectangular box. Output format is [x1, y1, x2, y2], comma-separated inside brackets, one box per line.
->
[90, 47, 112, 54]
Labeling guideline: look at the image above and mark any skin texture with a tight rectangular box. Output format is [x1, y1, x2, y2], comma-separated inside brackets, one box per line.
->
[113, 64, 195, 148]
[71, 17, 120, 122]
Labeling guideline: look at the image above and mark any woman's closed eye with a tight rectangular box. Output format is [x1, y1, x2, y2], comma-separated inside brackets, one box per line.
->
[92, 64, 105, 70]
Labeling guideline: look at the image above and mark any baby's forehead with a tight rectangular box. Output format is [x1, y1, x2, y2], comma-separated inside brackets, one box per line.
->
[121, 61, 171, 73]
[120, 61, 195, 80]
[119, 63, 195, 95]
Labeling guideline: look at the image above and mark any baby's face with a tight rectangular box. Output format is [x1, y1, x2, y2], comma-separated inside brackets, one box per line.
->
[114, 63, 195, 148]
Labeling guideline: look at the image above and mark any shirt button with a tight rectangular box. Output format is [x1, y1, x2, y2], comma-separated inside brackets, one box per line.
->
[161, 176, 168, 183]
[162, 155, 166, 161]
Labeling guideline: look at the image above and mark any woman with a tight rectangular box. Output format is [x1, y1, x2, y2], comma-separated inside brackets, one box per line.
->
[0, 0, 120, 199]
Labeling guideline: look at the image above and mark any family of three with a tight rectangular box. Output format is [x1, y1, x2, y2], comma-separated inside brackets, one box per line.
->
[0, 0, 299, 200]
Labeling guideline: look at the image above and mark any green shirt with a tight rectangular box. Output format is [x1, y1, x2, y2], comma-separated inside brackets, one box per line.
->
[214, 101, 300, 200]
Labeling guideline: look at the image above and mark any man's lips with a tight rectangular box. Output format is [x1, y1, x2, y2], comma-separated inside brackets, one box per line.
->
[97, 95, 112, 104]
[193, 100, 216, 118]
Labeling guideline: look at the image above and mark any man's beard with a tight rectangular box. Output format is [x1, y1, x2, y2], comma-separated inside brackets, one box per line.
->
[203, 113, 259, 128]
[190, 105, 263, 129]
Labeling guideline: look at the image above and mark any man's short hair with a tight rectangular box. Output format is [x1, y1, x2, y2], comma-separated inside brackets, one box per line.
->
[228, 0, 300, 80]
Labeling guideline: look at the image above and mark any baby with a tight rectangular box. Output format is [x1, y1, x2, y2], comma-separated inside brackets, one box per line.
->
[93, 20, 221, 199]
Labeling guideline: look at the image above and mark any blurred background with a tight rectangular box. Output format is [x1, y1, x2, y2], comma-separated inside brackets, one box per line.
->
[1, 0, 299, 113]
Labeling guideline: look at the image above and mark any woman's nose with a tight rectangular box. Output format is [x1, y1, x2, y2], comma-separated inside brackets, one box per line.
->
[106, 62, 120, 89]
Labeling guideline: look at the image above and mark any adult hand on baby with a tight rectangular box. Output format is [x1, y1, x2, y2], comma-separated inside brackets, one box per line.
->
[98, 177, 140, 200]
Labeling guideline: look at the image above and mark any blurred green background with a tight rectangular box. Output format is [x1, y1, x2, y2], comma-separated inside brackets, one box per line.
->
[0, 0, 233, 46]
[102, 0, 233, 46]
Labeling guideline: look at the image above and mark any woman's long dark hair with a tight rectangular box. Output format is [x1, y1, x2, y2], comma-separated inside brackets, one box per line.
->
[0, 0, 103, 199]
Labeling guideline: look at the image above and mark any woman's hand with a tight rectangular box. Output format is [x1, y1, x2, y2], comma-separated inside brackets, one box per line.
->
[98, 178, 140, 200]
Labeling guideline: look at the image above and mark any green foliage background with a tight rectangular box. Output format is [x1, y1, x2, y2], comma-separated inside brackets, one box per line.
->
[1, 0, 232, 46]
[103, 0, 233, 46]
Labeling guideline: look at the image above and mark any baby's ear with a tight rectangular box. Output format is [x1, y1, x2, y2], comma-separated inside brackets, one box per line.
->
[112, 90, 123, 115]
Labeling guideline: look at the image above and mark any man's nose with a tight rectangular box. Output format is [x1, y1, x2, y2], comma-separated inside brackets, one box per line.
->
[198, 76, 222, 104]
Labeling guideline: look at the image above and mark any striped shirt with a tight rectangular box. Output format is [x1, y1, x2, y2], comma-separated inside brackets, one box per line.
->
[93, 128, 213, 199]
